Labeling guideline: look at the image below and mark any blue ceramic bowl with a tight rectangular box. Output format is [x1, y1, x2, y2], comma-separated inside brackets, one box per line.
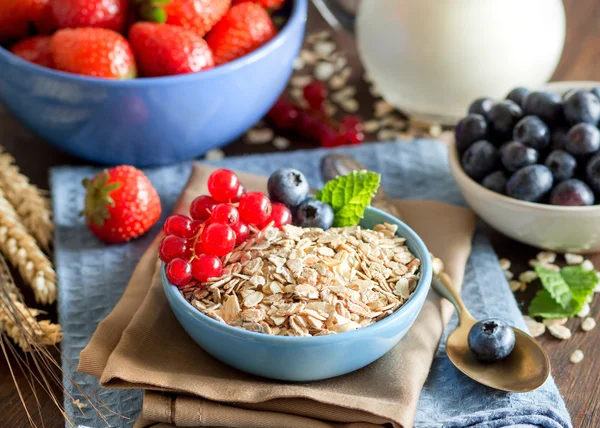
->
[0, 0, 307, 167]
[162, 206, 432, 381]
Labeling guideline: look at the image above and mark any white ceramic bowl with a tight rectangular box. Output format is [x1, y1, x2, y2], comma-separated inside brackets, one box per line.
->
[449, 81, 600, 254]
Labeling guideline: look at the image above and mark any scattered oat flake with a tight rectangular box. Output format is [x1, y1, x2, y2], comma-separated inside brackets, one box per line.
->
[314, 41, 336, 57]
[581, 260, 595, 271]
[323, 102, 337, 116]
[376, 129, 398, 141]
[581, 317, 596, 332]
[205, 149, 225, 160]
[504, 270, 514, 280]
[341, 98, 359, 113]
[299, 49, 317, 64]
[369, 84, 381, 97]
[331, 87, 356, 103]
[498, 258, 511, 271]
[374, 100, 395, 118]
[519, 270, 537, 283]
[543, 318, 567, 327]
[245, 128, 273, 145]
[272, 136, 290, 150]
[429, 124, 442, 137]
[548, 324, 571, 340]
[570, 349, 584, 364]
[293, 57, 305, 70]
[307, 30, 330, 44]
[290, 75, 312, 87]
[314, 61, 335, 81]
[509, 280, 522, 292]
[329, 74, 346, 90]
[536, 251, 557, 264]
[364, 120, 380, 133]
[565, 253, 584, 265]
[524, 316, 545, 338]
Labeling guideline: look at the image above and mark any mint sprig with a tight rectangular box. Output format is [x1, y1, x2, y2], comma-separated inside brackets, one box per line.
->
[314, 171, 381, 227]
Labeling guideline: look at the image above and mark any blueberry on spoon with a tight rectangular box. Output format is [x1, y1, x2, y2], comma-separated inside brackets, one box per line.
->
[468, 319, 516, 363]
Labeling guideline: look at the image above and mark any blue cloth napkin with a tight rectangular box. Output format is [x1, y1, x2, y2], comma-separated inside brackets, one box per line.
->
[50, 140, 571, 428]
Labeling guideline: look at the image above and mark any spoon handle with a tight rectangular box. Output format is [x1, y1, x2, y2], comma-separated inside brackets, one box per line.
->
[432, 272, 476, 323]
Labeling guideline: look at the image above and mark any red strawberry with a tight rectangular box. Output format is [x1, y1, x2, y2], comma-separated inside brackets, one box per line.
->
[205, 2, 277, 66]
[10, 36, 54, 68]
[0, 0, 54, 41]
[129, 23, 214, 77]
[51, 28, 137, 79]
[140, 0, 230, 37]
[231, 0, 284, 10]
[82, 166, 161, 244]
[51, 0, 128, 32]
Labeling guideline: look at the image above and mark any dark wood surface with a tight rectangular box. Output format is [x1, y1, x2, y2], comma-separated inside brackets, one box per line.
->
[1, 1, 599, 426]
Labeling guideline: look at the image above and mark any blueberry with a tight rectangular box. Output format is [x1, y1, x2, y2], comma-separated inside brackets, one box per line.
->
[544, 150, 577, 182]
[566, 123, 600, 156]
[481, 171, 507, 194]
[506, 87, 530, 108]
[488, 101, 523, 142]
[500, 141, 538, 172]
[563, 90, 600, 125]
[550, 179, 595, 206]
[294, 199, 334, 229]
[522, 91, 563, 125]
[468, 319, 515, 363]
[550, 127, 569, 151]
[586, 152, 600, 193]
[267, 168, 309, 208]
[591, 86, 600, 100]
[455, 114, 488, 153]
[468, 97, 495, 118]
[512, 115, 550, 150]
[461, 140, 498, 180]
[506, 165, 553, 202]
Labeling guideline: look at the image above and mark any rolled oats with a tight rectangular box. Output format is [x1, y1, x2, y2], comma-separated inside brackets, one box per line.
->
[509, 280, 523, 292]
[536, 251, 557, 264]
[581, 260, 595, 272]
[548, 324, 572, 340]
[519, 270, 537, 283]
[523, 316, 545, 338]
[498, 258, 511, 271]
[581, 317, 596, 332]
[569, 349, 584, 364]
[565, 253, 584, 265]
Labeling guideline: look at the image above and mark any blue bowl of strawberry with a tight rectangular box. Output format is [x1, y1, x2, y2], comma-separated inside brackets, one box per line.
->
[0, 0, 307, 166]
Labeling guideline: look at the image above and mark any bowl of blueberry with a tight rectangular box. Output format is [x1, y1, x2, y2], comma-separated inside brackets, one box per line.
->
[449, 81, 600, 253]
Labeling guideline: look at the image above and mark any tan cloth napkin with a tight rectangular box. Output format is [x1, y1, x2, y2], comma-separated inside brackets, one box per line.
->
[79, 163, 477, 428]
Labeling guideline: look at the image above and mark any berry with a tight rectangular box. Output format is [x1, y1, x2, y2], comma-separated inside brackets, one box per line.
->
[191, 254, 223, 283]
[163, 214, 195, 238]
[566, 123, 600, 156]
[129, 23, 214, 77]
[487, 101, 523, 142]
[461, 140, 498, 180]
[296, 110, 321, 139]
[468, 97, 494, 119]
[232, 184, 246, 203]
[51, 0, 128, 32]
[455, 114, 488, 153]
[339, 115, 365, 145]
[51, 28, 136, 79]
[141, 0, 230, 37]
[550, 179, 595, 206]
[303, 81, 327, 111]
[468, 319, 515, 363]
[522, 91, 563, 125]
[238, 192, 272, 225]
[0, 0, 54, 41]
[82, 165, 161, 244]
[506, 165, 553, 202]
[550, 127, 569, 151]
[295, 199, 334, 229]
[512, 116, 550, 150]
[500, 141, 538, 172]
[319, 125, 340, 147]
[201, 223, 235, 256]
[193, 239, 206, 255]
[505, 87, 530, 108]
[210, 203, 240, 226]
[231, 221, 250, 244]
[481, 171, 507, 194]
[206, 169, 240, 202]
[189, 195, 217, 221]
[267, 98, 299, 130]
[166, 258, 192, 287]
[586, 153, 600, 193]
[563, 90, 600, 124]
[544, 150, 577, 182]
[267, 168, 309, 208]
[205, 2, 277, 66]
[269, 202, 292, 229]
[10, 36, 54, 68]
[159, 235, 188, 263]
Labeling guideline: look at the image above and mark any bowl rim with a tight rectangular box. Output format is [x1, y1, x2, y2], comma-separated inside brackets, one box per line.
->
[449, 80, 600, 213]
[162, 205, 433, 345]
[0, 0, 307, 86]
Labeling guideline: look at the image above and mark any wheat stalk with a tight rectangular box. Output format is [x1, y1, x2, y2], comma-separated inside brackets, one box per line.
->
[0, 148, 53, 250]
[0, 190, 56, 304]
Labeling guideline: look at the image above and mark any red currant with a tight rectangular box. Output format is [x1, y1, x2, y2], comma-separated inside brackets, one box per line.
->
[210, 203, 239, 226]
[340, 115, 364, 133]
[163, 214, 194, 238]
[270, 202, 293, 229]
[207, 169, 240, 202]
[319, 124, 338, 147]
[190, 195, 217, 221]
[268, 98, 299, 130]
[166, 258, 192, 287]
[296, 110, 321, 139]
[201, 223, 236, 256]
[345, 129, 365, 145]
[191, 254, 223, 283]
[194, 239, 206, 255]
[303, 81, 327, 111]
[159, 235, 187, 263]
[232, 184, 246, 203]
[231, 221, 250, 244]
[238, 192, 272, 225]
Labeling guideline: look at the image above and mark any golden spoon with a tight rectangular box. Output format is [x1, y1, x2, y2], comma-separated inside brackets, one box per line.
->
[433, 272, 551, 392]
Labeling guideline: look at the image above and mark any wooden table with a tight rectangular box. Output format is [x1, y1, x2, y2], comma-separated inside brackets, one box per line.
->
[2, 1, 599, 426]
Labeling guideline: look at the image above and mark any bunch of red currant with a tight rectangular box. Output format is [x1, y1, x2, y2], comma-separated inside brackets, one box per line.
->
[159, 169, 293, 288]
[267, 81, 365, 148]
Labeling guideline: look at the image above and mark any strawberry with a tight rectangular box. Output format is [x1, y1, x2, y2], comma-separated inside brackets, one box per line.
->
[0, 0, 54, 41]
[205, 2, 277, 66]
[82, 166, 161, 244]
[231, 0, 285, 10]
[51, 28, 137, 79]
[10, 35, 54, 68]
[51, 0, 128, 32]
[129, 23, 214, 77]
[140, 0, 230, 37]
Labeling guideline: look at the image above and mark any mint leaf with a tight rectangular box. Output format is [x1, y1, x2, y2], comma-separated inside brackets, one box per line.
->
[561, 265, 597, 312]
[534, 265, 572, 309]
[314, 171, 381, 227]
[528, 289, 573, 319]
